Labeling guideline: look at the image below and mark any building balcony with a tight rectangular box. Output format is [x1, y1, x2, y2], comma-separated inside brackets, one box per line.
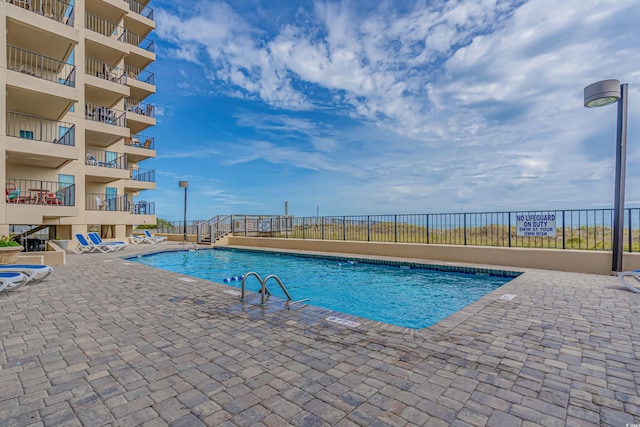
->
[85, 149, 129, 183]
[125, 30, 155, 70]
[86, 193, 129, 211]
[4, 178, 78, 222]
[124, 0, 154, 39]
[125, 167, 155, 190]
[6, 46, 77, 119]
[85, 12, 130, 65]
[85, 57, 129, 106]
[5, 178, 76, 207]
[6, 0, 75, 26]
[123, 134, 155, 162]
[5, 111, 78, 168]
[85, 103, 129, 147]
[131, 200, 155, 215]
[124, 99, 155, 133]
[126, 65, 155, 100]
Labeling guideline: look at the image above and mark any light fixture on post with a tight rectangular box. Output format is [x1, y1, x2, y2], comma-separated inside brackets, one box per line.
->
[584, 79, 628, 273]
[178, 180, 188, 244]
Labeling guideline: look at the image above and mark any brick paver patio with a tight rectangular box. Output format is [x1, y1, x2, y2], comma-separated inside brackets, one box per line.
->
[1, 243, 639, 426]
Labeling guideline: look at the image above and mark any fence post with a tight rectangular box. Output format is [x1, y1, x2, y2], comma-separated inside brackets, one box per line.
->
[562, 210, 566, 249]
[394, 215, 398, 243]
[321, 217, 325, 240]
[464, 213, 467, 246]
[343, 217, 346, 241]
[508, 213, 512, 247]
[426, 214, 430, 244]
[628, 208, 632, 252]
[367, 216, 371, 241]
[303, 218, 306, 239]
[244, 217, 247, 237]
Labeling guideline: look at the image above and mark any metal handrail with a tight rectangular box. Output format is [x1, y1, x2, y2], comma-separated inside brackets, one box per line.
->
[7, 45, 76, 87]
[6, 178, 75, 206]
[124, 99, 155, 117]
[125, 134, 154, 149]
[86, 193, 129, 211]
[86, 58, 126, 85]
[125, 0, 153, 20]
[125, 65, 154, 84]
[85, 12, 126, 42]
[240, 272, 309, 309]
[129, 167, 155, 182]
[5, 0, 75, 26]
[85, 103, 126, 127]
[85, 149, 127, 169]
[6, 111, 75, 146]
[131, 201, 155, 215]
[126, 30, 154, 52]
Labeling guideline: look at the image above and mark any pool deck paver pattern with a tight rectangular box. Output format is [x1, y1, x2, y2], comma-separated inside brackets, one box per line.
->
[1, 242, 640, 426]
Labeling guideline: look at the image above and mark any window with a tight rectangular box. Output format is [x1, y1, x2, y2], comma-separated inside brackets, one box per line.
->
[58, 174, 75, 206]
[19, 130, 34, 139]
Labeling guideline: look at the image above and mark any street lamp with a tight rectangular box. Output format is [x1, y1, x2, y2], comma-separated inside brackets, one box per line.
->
[584, 79, 628, 273]
[179, 180, 188, 243]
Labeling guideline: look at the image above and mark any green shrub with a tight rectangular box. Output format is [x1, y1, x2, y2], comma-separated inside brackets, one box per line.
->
[0, 235, 21, 247]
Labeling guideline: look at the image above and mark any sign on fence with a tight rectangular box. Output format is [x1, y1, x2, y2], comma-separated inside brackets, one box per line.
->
[516, 214, 556, 237]
[259, 220, 271, 232]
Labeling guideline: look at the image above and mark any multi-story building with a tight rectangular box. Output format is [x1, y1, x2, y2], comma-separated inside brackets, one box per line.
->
[1, 0, 156, 245]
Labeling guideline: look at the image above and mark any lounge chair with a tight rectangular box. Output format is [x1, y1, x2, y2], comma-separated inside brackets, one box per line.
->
[74, 233, 113, 253]
[0, 272, 30, 292]
[618, 270, 640, 293]
[0, 264, 53, 281]
[129, 234, 147, 244]
[144, 230, 167, 243]
[88, 232, 127, 251]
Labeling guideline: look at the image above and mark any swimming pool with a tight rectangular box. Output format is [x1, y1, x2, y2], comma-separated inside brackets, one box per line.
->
[130, 249, 518, 329]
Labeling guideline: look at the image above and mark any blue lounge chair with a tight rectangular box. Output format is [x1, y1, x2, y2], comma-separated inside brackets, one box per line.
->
[618, 270, 640, 293]
[0, 264, 53, 281]
[0, 272, 30, 291]
[74, 233, 112, 253]
[88, 232, 127, 251]
[144, 230, 167, 243]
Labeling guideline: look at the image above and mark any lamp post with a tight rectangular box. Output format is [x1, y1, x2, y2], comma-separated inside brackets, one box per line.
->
[584, 79, 628, 273]
[179, 181, 188, 243]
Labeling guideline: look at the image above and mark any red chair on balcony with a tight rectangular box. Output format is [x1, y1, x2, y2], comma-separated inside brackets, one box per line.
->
[5, 184, 32, 204]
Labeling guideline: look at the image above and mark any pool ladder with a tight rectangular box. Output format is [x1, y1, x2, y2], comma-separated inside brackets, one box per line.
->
[240, 271, 309, 310]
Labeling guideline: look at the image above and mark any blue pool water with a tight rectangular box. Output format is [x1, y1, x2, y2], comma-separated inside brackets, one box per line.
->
[130, 249, 516, 329]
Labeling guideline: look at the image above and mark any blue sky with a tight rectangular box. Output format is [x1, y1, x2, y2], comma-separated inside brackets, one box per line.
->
[142, 0, 640, 221]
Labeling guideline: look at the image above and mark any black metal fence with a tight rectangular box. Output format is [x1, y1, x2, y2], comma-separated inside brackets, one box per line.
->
[158, 209, 640, 252]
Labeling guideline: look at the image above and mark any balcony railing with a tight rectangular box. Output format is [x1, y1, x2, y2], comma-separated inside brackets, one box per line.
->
[6, 111, 75, 146]
[86, 149, 128, 169]
[85, 12, 126, 42]
[124, 99, 155, 118]
[131, 201, 155, 215]
[86, 193, 129, 211]
[86, 58, 126, 85]
[126, 30, 154, 52]
[6, 178, 75, 206]
[85, 103, 126, 127]
[129, 168, 155, 182]
[125, 134, 154, 150]
[125, 0, 153, 20]
[5, 0, 75, 27]
[7, 45, 76, 87]
[126, 65, 154, 85]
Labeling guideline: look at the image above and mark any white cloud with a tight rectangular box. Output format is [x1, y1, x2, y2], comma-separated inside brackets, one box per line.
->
[153, 0, 640, 216]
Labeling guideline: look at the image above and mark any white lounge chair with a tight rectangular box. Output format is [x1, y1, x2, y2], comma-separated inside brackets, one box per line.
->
[74, 233, 113, 253]
[129, 234, 147, 244]
[618, 270, 640, 293]
[0, 264, 53, 281]
[0, 272, 30, 291]
[144, 229, 167, 243]
[88, 232, 127, 251]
